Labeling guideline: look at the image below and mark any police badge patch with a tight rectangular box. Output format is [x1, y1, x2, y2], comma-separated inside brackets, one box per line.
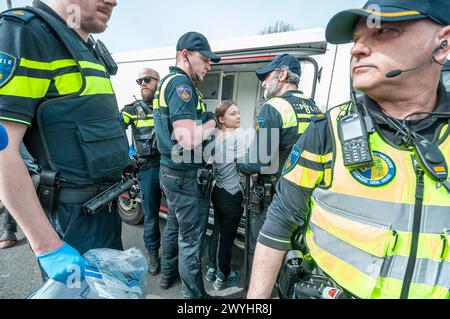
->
[351, 151, 396, 187]
[176, 85, 193, 102]
[282, 144, 301, 175]
[0, 52, 17, 89]
[255, 118, 265, 131]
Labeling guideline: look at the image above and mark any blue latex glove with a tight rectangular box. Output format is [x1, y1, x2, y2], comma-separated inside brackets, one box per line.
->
[37, 242, 86, 284]
[0, 123, 8, 151]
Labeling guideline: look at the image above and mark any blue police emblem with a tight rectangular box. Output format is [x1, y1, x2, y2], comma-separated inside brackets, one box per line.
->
[0, 52, 17, 89]
[351, 151, 396, 187]
[176, 85, 192, 102]
[282, 145, 301, 175]
[255, 118, 265, 131]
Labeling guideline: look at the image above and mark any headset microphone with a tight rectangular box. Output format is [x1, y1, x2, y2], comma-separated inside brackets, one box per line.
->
[385, 40, 448, 78]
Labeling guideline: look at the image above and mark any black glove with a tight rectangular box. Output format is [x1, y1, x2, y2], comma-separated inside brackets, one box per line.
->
[124, 156, 140, 175]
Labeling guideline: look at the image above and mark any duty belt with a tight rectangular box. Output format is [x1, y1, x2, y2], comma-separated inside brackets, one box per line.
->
[161, 165, 198, 178]
[58, 187, 108, 204]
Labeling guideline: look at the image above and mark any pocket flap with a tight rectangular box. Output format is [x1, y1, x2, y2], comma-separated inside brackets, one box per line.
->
[78, 117, 124, 142]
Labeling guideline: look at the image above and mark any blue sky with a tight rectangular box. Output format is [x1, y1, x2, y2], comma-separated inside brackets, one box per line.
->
[1, 0, 366, 53]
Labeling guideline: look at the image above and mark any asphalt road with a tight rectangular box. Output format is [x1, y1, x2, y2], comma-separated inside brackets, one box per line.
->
[0, 211, 246, 299]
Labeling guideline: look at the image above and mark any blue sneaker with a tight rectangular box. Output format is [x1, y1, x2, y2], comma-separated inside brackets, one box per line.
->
[213, 269, 240, 290]
[205, 266, 216, 282]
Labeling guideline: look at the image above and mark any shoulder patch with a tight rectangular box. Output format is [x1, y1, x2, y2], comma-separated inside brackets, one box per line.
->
[282, 144, 301, 175]
[0, 52, 17, 89]
[255, 117, 265, 131]
[176, 85, 193, 102]
[2, 9, 36, 24]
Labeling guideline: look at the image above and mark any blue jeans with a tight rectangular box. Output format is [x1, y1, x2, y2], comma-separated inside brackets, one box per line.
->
[159, 168, 210, 299]
[137, 167, 162, 251]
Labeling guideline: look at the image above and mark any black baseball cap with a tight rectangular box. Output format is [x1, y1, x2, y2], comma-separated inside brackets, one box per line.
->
[255, 54, 301, 81]
[326, 0, 450, 44]
[176, 31, 221, 63]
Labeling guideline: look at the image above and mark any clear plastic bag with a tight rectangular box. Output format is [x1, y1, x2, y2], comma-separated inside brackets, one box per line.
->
[29, 247, 148, 299]
[84, 247, 148, 299]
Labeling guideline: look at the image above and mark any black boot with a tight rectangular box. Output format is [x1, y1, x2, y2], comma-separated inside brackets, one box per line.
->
[160, 273, 179, 290]
[147, 249, 160, 276]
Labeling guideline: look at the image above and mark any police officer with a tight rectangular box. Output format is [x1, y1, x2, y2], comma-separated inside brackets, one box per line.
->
[248, 0, 450, 299]
[121, 68, 162, 276]
[0, 0, 129, 284]
[238, 54, 321, 286]
[153, 31, 220, 298]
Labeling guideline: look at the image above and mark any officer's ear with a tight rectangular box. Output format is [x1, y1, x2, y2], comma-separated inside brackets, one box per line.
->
[181, 49, 191, 61]
[436, 26, 450, 62]
[278, 68, 288, 82]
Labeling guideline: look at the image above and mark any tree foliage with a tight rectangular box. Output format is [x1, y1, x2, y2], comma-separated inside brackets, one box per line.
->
[258, 20, 297, 35]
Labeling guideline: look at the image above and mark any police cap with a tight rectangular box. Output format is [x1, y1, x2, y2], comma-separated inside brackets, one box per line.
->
[176, 31, 221, 63]
[326, 0, 450, 44]
[255, 54, 301, 81]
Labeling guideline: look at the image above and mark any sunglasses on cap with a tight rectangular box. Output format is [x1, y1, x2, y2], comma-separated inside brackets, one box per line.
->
[136, 76, 158, 85]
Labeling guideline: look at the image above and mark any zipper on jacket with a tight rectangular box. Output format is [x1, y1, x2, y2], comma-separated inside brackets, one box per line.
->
[400, 156, 424, 299]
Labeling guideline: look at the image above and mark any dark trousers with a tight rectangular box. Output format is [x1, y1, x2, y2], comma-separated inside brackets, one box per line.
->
[2, 209, 17, 233]
[38, 200, 123, 281]
[208, 187, 243, 278]
[246, 205, 268, 287]
[137, 167, 162, 252]
[161, 209, 179, 277]
[159, 168, 210, 299]
[48, 201, 123, 255]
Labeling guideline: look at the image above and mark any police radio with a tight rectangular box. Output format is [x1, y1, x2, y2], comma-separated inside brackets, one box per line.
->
[338, 90, 374, 169]
[90, 36, 118, 76]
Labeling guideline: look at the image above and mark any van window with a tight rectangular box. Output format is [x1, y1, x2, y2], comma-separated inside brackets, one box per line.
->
[221, 75, 235, 100]
[197, 73, 220, 99]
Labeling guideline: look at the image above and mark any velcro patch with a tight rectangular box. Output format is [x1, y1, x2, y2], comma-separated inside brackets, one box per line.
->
[282, 144, 301, 175]
[176, 85, 193, 102]
[2, 9, 36, 24]
[0, 52, 17, 88]
[255, 118, 265, 131]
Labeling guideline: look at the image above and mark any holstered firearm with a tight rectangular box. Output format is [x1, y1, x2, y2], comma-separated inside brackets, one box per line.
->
[249, 183, 264, 214]
[249, 176, 277, 214]
[277, 250, 349, 299]
[196, 163, 215, 199]
[38, 170, 60, 214]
